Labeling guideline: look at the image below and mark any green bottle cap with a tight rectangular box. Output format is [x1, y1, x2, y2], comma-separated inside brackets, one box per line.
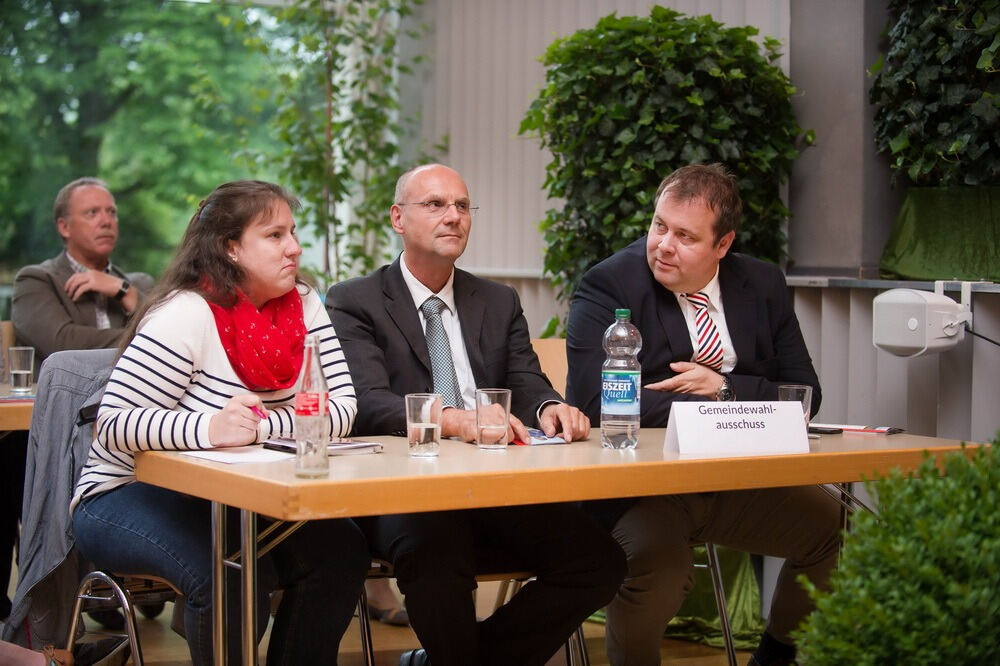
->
[615, 308, 631, 319]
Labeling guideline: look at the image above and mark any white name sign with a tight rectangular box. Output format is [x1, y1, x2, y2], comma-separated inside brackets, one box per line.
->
[664, 401, 809, 458]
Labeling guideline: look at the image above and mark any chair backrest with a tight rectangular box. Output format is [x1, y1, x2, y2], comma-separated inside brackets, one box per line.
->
[2, 348, 118, 647]
[531, 337, 567, 397]
[1, 319, 13, 375]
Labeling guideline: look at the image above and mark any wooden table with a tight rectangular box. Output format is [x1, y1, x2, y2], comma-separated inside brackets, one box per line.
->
[0, 383, 34, 431]
[135, 430, 980, 666]
[135, 430, 977, 520]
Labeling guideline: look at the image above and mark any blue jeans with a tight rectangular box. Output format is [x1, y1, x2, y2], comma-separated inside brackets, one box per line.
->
[73, 482, 369, 665]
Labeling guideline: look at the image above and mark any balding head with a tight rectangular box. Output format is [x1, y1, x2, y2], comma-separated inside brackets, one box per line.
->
[390, 163, 472, 292]
[394, 163, 462, 204]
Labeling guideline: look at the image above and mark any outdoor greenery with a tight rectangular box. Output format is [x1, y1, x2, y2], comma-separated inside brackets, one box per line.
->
[869, 0, 1000, 186]
[0, 0, 284, 277]
[795, 442, 1000, 664]
[520, 7, 811, 318]
[1, 0, 429, 286]
[231, 0, 434, 284]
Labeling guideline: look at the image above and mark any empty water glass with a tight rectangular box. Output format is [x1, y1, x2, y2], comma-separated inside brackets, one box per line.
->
[778, 384, 812, 426]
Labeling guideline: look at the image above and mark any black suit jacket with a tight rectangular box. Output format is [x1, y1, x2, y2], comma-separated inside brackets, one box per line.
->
[327, 258, 560, 436]
[566, 238, 820, 427]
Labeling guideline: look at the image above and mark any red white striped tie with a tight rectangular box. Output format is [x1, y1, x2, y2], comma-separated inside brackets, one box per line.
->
[684, 291, 725, 371]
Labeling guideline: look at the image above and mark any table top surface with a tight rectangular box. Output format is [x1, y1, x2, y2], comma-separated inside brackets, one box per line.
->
[0, 383, 34, 431]
[134, 429, 981, 521]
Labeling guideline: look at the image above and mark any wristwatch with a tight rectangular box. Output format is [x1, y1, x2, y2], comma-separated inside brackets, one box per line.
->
[113, 278, 131, 301]
[715, 374, 735, 402]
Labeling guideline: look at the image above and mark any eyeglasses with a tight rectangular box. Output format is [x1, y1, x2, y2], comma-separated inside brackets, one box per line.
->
[396, 199, 479, 218]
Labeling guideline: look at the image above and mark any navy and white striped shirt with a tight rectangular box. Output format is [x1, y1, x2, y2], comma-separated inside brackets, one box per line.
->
[71, 286, 357, 509]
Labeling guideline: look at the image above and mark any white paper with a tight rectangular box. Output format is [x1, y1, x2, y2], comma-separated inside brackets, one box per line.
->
[180, 445, 290, 464]
[664, 401, 809, 458]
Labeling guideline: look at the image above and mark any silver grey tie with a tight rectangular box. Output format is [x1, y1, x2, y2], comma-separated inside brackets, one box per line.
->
[420, 296, 464, 408]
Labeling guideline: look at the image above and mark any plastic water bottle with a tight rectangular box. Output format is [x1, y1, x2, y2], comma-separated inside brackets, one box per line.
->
[601, 308, 642, 449]
[294, 334, 330, 477]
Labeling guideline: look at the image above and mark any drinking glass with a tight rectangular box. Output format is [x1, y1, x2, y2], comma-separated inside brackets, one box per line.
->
[406, 393, 442, 457]
[8, 346, 35, 394]
[778, 384, 813, 426]
[475, 388, 511, 450]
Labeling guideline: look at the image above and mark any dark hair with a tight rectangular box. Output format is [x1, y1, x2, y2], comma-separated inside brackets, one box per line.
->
[53, 177, 110, 225]
[118, 180, 301, 351]
[653, 163, 743, 242]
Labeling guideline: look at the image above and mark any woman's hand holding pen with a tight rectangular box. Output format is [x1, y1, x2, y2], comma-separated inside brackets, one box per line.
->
[209, 394, 267, 447]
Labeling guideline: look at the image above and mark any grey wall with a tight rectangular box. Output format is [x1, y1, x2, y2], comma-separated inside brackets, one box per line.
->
[787, 0, 904, 277]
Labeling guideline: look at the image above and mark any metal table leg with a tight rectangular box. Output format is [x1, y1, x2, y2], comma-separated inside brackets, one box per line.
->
[211, 506, 301, 666]
[242, 509, 258, 666]
[212, 502, 226, 666]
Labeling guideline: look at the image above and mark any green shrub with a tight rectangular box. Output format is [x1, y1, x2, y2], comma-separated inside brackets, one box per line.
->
[869, 0, 1000, 186]
[795, 442, 1000, 664]
[519, 7, 810, 311]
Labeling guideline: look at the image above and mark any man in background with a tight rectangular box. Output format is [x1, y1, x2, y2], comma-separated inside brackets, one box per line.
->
[566, 163, 840, 666]
[328, 163, 624, 666]
[4, 177, 153, 628]
[12, 177, 152, 362]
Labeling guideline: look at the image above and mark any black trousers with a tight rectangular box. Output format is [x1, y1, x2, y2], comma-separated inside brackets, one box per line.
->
[359, 503, 626, 666]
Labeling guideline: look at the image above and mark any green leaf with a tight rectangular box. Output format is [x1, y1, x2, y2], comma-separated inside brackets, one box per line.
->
[976, 48, 995, 70]
[615, 127, 637, 145]
[970, 93, 999, 124]
[868, 54, 884, 77]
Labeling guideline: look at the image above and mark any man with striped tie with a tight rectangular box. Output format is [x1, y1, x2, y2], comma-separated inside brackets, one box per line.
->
[566, 163, 841, 666]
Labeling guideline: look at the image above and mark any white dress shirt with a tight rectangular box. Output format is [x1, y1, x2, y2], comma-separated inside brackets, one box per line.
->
[672, 267, 738, 374]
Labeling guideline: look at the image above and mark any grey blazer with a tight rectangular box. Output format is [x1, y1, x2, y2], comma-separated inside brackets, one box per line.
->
[11, 252, 154, 362]
[327, 258, 560, 436]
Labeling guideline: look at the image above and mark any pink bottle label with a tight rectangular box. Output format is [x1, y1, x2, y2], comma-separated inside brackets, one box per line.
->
[295, 393, 321, 416]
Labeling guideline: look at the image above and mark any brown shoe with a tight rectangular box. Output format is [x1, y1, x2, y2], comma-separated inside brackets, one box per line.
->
[40, 645, 74, 666]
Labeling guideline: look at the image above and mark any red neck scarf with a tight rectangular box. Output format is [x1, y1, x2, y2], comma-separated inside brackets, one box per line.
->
[207, 287, 306, 391]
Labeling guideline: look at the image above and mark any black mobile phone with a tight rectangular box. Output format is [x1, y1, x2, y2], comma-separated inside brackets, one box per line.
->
[808, 426, 843, 435]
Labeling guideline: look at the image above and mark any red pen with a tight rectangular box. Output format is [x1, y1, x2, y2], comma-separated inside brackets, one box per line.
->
[251, 406, 267, 419]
